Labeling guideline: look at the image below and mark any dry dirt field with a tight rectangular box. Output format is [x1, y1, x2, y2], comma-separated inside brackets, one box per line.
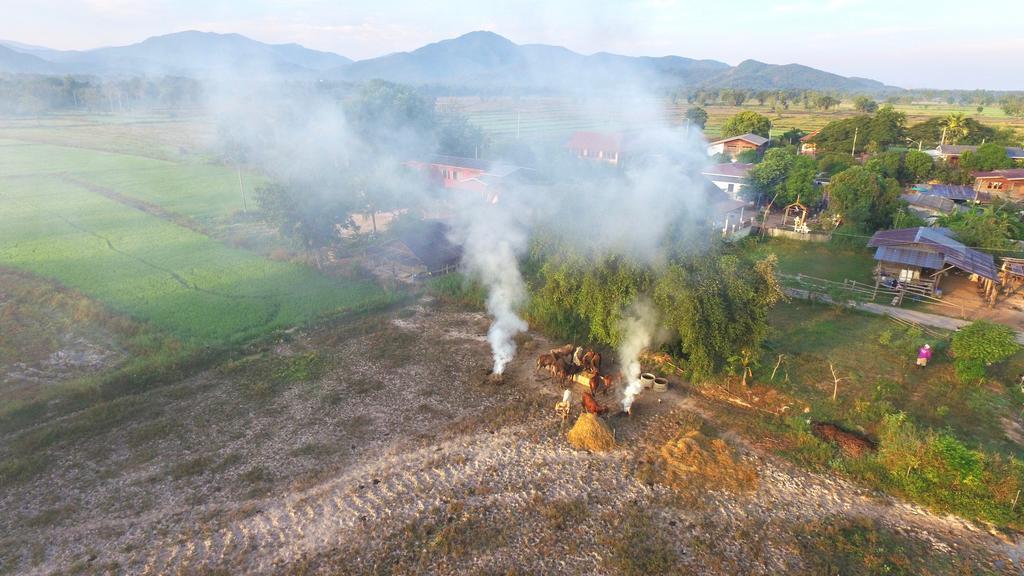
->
[2, 297, 1024, 575]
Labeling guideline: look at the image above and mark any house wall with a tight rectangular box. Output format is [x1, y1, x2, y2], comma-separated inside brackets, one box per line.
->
[570, 147, 619, 164]
[974, 177, 1024, 199]
[707, 178, 746, 200]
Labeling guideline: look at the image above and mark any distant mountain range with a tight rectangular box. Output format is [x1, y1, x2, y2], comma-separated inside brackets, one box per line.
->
[0, 30, 896, 93]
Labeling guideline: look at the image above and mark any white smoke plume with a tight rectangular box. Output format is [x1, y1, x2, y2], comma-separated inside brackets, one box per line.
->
[618, 301, 659, 412]
[450, 193, 530, 374]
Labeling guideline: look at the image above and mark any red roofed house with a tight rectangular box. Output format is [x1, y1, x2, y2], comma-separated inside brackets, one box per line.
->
[566, 131, 623, 165]
[706, 133, 768, 161]
[799, 130, 820, 156]
[405, 155, 532, 204]
[973, 168, 1024, 200]
[701, 162, 753, 200]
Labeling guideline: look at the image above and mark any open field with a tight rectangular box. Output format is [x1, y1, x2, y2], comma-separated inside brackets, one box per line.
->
[1, 297, 1017, 575]
[0, 124, 392, 415]
[441, 96, 1024, 144]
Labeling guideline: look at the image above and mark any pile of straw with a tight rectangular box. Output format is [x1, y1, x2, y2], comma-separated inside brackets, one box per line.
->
[659, 430, 757, 492]
[567, 413, 616, 452]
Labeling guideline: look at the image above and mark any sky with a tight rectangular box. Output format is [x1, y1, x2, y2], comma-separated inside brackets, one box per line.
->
[1, 0, 1021, 90]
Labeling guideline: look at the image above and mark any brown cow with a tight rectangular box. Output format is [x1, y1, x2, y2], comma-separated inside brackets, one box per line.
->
[582, 391, 608, 415]
[581, 350, 595, 372]
[590, 352, 602, 373]
[536, 353, 556, 372]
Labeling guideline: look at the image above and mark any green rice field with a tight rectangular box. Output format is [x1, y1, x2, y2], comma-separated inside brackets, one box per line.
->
[0, 135, 389, 347]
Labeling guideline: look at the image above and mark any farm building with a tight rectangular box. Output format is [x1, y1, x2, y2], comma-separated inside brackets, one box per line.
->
[706, 133, 768, 161]
[799, 130, 820, 156]
[703, 178, 752, 239]
[406, 155, 535, 203]
[566, 131, 624, 165]
[972, 168, 1024, 199]
[701, 162, 753, 200]
[928, 145, 1024, 166]
[867, 226, 999, 299]
[367, 220, 462, 282]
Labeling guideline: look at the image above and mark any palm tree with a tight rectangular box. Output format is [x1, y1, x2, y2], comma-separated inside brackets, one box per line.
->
[941, 113, 969, 144]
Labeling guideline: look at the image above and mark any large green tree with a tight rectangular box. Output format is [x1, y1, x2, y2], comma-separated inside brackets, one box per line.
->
[720, 111, 771, 138]
[960, 143, 1014, 172]
[685, 106, 709, 129]
[904, 150, 934, 183]
[827, 166, 902, 231]
[529, 244, 784, 380]
[745, 148, 819, 205]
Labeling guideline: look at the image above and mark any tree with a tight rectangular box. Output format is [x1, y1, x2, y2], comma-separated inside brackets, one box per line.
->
[941, 113, 970, 144]
[685, 106, 709, 130]
[852, 95, 878, 113]
[1002, 95, 1024, 118]
[950, 321, 1019, 383]
[817, 153, 855, 176]
[937, 203, 1024, 250]
[960, 143, 1014, 172]
[721, 111, 771, 138]
[255, 180, 357, 268]
[746, 148, 795, 202]
[865, 151, 904, 182]
[904, 150, 934, 183]
[815, 95, 839, 110]
[867, 105, 907, 150]
[437, 113, 486, 158]
[735, 149, 760, 163]
[653, 254, 784, 379]
[827, 166, 901, 231]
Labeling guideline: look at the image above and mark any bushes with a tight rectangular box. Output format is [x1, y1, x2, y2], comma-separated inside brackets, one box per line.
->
[950, 321, 1019, 383]
[876, 412, 1024, 526]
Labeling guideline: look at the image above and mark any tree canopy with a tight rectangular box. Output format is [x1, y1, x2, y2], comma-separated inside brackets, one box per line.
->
[685, 106, 709, 129]
[528, 242, 784, 380]
[960, 143, 1015, 172]
[827, 166, 901, 232]
[720, 111, 771, 138]
[745, 148, 819, 205]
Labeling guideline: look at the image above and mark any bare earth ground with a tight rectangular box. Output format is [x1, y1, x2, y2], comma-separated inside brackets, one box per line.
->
[2, 297, 1024, 575]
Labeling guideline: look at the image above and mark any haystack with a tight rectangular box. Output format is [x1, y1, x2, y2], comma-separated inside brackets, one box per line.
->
[659, 430, 757, 492]
[567, 413, 616, 452]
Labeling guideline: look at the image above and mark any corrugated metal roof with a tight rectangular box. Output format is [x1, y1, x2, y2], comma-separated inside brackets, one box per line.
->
[901, 192, 955, 212]
[867, 226, 998, 281]
[974, 168, 1024, 180]
[708, 133, 768, 147]
[567, 131, 623, 152]
[911, 184, 978, 201]
[874, 246, 945, 270]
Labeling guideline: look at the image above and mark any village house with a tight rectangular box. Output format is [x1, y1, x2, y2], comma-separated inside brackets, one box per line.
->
[701, 162, 753, 200]
[973, 168, 1024, 199]
[867, 226, 999, 299]
[928, 144, 1024, 167]
[900, 192, 955, 221]
[566, 131, 624, 165]
[799, 130, 820, 156]
[706, 133, 768, 161]
[405, 155, 534, 203]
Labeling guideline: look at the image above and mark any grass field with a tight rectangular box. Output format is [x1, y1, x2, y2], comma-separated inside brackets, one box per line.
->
[743, 237, 877, 283]
[0, 124, 394, 414]
[441, 96, 1024, 145]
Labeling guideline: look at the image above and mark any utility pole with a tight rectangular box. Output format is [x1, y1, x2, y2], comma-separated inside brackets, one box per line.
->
[851, 127, 858, 158]
[941, 127, 947, 146]
[237, 165, 247, 213]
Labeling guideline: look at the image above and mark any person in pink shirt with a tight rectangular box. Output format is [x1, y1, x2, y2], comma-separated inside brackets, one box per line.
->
[916, 344, 932, 368]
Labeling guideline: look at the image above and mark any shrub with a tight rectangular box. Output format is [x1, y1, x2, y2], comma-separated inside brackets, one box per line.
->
[950, 321, 1019, 383]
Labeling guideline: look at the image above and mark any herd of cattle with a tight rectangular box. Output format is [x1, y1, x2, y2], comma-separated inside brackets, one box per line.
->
[537, 344, 617, 415]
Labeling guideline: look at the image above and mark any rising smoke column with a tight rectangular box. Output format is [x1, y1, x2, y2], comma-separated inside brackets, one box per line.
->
[618, 301, 659, 412]
[452, 195, 529, 374]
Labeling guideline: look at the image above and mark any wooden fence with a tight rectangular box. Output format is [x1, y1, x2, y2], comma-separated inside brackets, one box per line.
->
[779, 273, 968, 318]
